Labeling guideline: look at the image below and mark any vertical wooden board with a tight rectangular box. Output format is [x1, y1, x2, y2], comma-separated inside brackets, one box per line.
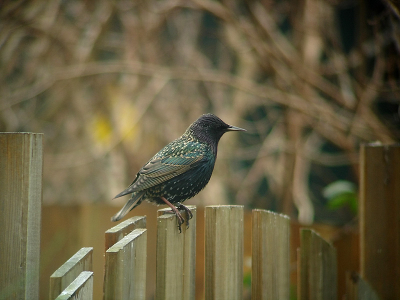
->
[157, 206, 197, 300]
[298, 229, 337, 300]
[55, 271, 93, 300]
[125, 229, 147, 300]
[205, 205, 244, 300]
[104, 216, 146, 252]
[156, 214, 185, 300]
[104, 228, 147, 300]
[252, 209, 290, 300]
[182, 207, 196, 300]
[360, 144, 400, 299]
[0, 133, 43, 300]
[49, 247, 93, 300]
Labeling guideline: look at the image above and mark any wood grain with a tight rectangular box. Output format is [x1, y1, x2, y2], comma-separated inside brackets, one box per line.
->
[252, 209, 290, 300]
[49, 247, 93, 300]
[205, 205, 244, 300]
[0, 133, 43, 300]
[156, 206, 196, 300]
[360, 144, 400, 299]
[105, 216, 146, 251]
[298, 229, 337, 300]
[54, 271, 93, 300]
[104, 228, 147, 300]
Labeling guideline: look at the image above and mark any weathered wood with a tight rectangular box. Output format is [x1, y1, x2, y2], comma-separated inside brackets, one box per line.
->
[0, 133, 43, 300]
[360, 144, 400, 300]
[104, 216, 146, 251]
[49, 247, 93, 300]
[55, 271, 93, 300]
[298, 228, 337, 300]
[156, 206, 196, 300]
[346, 272, 381, 300]
[104, 228, 147, 300]
[252, 209, 290, 300]
[205, 205, 244, 300]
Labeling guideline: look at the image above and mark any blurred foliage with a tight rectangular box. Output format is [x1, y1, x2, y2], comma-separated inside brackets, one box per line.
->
[323, 180, 358, 215]
[1, 0, 399, 225]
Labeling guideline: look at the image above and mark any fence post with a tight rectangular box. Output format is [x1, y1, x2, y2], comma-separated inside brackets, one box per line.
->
[0, 133, 43, 300]
[252, 209, 290, 300]
[104, 228, 147, 300]
[54, 271, 93, 300]
[360, 144, 400, 300]
[298, 228, 337, 300]
[49, 247, 93, 300]
[205, 205, 244, 300]
[156, 206, 196, 300]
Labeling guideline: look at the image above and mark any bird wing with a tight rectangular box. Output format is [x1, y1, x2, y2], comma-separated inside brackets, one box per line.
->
[116, 152, 206, 196]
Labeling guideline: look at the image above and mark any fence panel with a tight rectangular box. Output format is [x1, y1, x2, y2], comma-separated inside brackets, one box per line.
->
[205, 205, 244, 300]
[156, 206, 196, 300]
[252, 209, 290, 300]
[298, 228, 337, 300]
[49, 247, 93, 300]
[55, 271, 93, 300]
[360, 144, 400, 299]
[0, 133, 43, 300]
[104, 228, 147, 300]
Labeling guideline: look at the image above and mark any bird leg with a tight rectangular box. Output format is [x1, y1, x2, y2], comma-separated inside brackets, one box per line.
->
[160, 197, 185, 232]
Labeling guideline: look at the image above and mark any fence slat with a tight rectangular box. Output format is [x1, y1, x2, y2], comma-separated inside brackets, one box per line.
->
[360, 144, 400, 299]
[252, 209, 290, 300]
[298, 229, 337, 300]
[0, 133, 43, 300]
[103, 228, 147, 300]
[55, 271, 93, 300]
[104, 216, 146, 252]
[346, 272, 380, 300]
[205, 205, 244, 300]
[49, 247, 93, 300]
[156, 206, 196, 300]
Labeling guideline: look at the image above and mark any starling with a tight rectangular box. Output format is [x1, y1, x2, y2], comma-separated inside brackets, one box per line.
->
[111, 113, 246, 231]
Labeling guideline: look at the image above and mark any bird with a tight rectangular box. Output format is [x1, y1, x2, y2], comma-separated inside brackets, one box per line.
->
[111, 113, 246, 232]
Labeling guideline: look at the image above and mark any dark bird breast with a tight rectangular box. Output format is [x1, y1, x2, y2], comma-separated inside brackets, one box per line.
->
[149, 155, 215, 204]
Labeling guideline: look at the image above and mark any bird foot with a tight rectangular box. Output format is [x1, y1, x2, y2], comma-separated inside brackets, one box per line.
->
[160, 197, 189, 233]
[163, 209, 186, 233]
[162, 203, 193, 232]
[177, 203, 193, 220]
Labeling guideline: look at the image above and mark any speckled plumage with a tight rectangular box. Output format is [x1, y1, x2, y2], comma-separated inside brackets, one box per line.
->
[111, 113, 245, 230]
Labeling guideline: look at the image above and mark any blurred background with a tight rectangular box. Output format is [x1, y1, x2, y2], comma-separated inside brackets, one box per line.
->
[1, 0, 399, 299]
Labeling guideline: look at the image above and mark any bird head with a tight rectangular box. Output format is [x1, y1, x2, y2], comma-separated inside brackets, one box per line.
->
[185, 113, 246, 148]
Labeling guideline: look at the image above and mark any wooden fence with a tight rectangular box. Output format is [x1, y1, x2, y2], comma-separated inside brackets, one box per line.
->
[1, 133, 399, 300]
[48, 206, 333, 300]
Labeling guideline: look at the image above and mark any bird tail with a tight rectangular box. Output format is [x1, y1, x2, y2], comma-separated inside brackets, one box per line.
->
[111, 191, 145, 222]
[113, 186, 136, 199]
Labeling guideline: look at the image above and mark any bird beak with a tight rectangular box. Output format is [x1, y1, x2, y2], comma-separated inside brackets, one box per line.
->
[226, 125, 246, 132]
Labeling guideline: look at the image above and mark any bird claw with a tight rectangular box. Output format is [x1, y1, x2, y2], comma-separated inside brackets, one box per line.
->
[163, 204, 193, 232]
[180, 205, 193, 220]
[176, 203, 193, 230]
[176, 214, 185, 233]
[162, 209, 185, 232]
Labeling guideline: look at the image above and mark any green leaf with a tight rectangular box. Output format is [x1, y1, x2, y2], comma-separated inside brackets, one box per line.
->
[323, 180, 356, 200]
[323, 181, 358, 214]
